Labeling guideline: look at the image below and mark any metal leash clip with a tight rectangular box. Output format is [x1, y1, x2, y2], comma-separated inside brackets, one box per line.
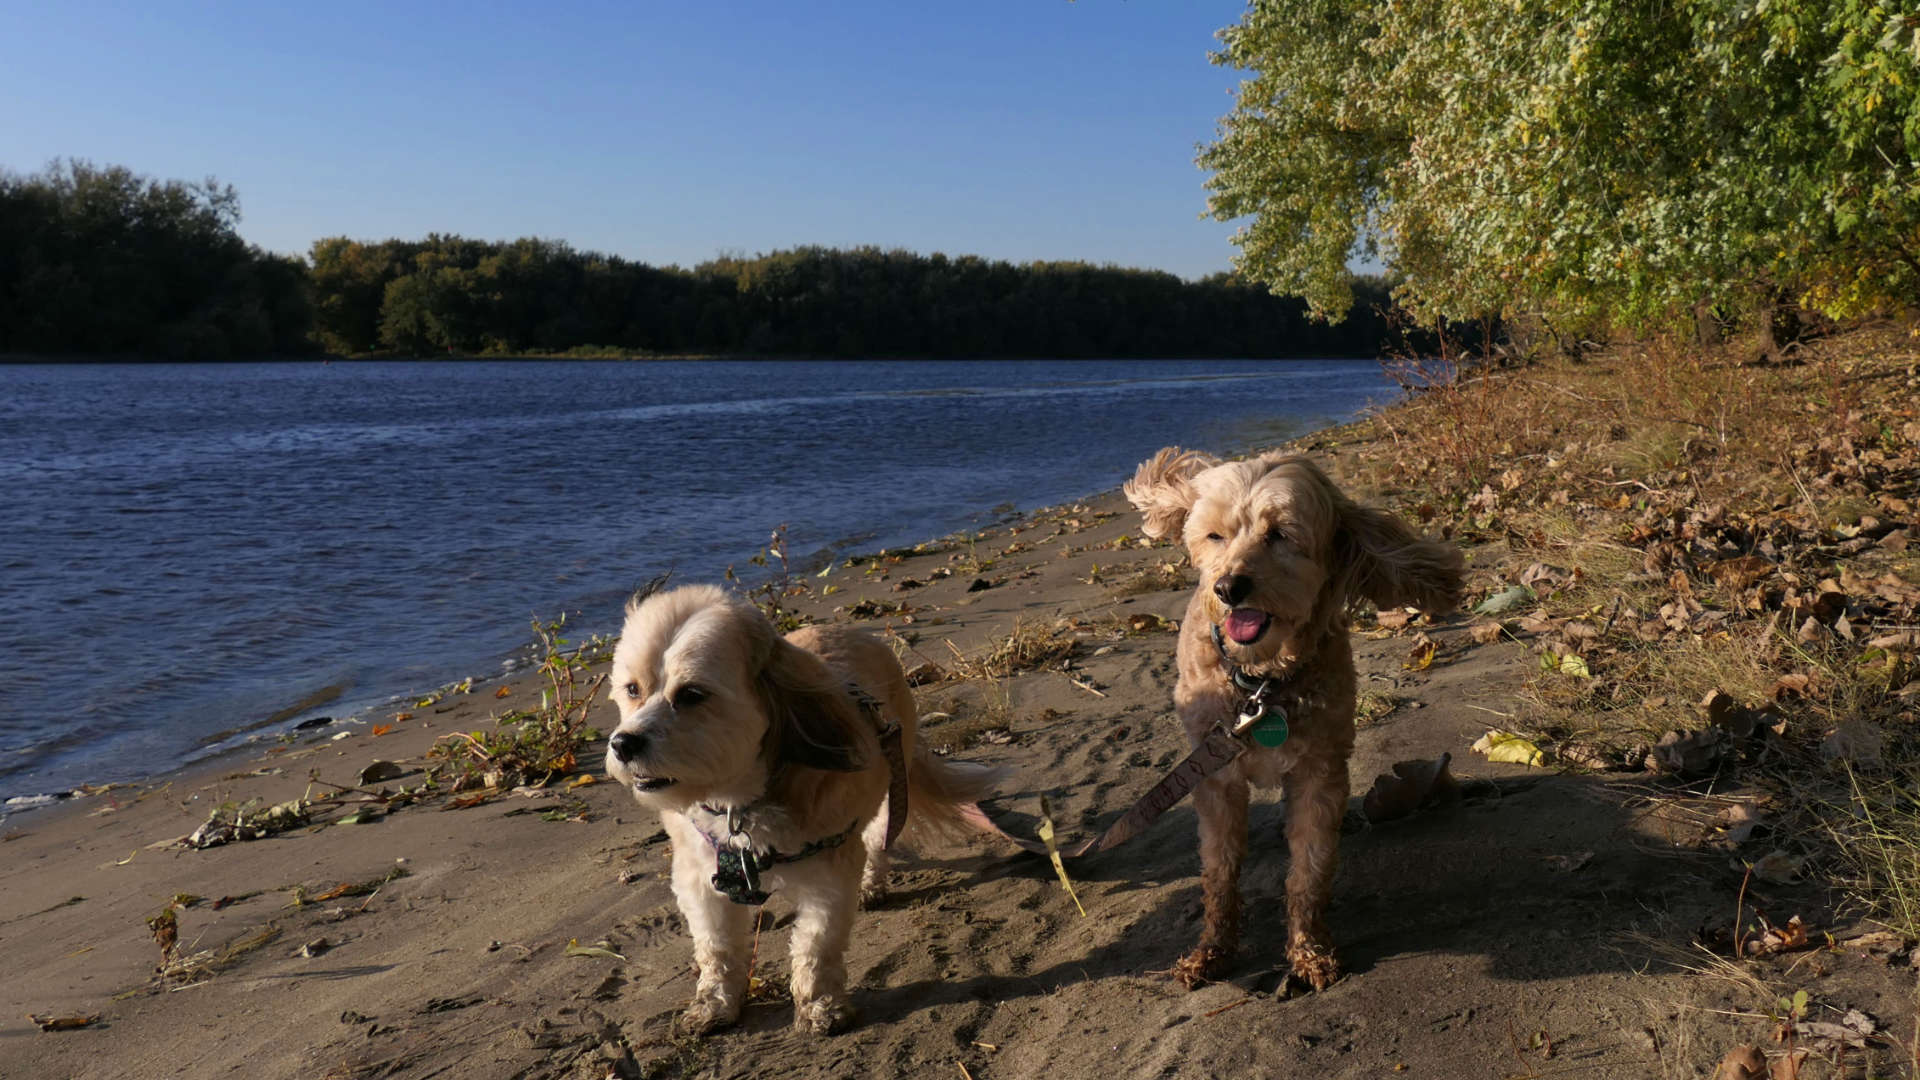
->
[1230, 678, 1272, 737]
[1228, 678, 1290, 748]
[726, 808, 760, 899]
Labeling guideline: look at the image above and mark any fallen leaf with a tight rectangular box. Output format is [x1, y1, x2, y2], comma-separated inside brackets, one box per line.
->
[370, 724, 394, 737]
[904, 661, 948, 686]
[1472, 730, 1545, 767]
[1361, 754, 1458, 823]
[1469, 620, 1506, 644]
[1744, 914, 1809, 956]
[1821, 720, 1885, 766]
[1748, 850, 1804, 885]
[1037, 794, 1087, 918]
[565, 938, 627, 961]
[1474, 585, 1533, 616]
[1716, 803, 1765, 845]
[390, 712, 414, 722]
[29, 1014, 100, 1032]
[1707, 555, 1773, 589]
[1375, 608, 1414, 630]
[358, 760, 404, 785]
[1714, 1045, 1767, 1080]
[1646, 729, 1727, 777]
[566, 774, 597, 790]
[147, 903, 179, 964]
[1404, 636, 1437, 671]
[494, 686, 512, 699]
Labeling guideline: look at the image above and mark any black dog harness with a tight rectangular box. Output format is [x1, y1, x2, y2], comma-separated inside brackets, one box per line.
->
[699, 806, 859, 906]
[694, 682, 908, 906]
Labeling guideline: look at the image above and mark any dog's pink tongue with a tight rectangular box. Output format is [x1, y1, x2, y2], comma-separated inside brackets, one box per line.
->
[1224, 608, 1270, 644]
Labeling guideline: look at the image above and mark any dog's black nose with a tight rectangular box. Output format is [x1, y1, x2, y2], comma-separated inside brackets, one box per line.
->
[1214, 574, 1254, 606]
[609, 731, 648, 763]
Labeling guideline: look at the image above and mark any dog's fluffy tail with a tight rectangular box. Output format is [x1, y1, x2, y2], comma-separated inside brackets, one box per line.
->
[903, 750, 1011, 845]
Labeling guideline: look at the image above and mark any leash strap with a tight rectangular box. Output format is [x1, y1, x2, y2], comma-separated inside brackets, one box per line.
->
[878, 720, 909, 848]
[848, 683, 909, 849]
[960, 728, 1249, 859]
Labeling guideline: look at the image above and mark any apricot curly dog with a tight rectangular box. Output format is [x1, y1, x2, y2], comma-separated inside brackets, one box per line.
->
[1124, 448, 1464, 990]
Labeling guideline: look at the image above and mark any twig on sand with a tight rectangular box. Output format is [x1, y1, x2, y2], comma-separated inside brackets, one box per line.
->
[1203, 996, 1255, 1019]
[1063, 673, 1107, 698]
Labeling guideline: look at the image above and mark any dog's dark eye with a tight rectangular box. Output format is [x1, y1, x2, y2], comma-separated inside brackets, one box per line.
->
[671, 685, 708, 709]
[623, 681, 641, 699]
[1205, 532, 1223, 542]
[1265, 526, 1289, 546]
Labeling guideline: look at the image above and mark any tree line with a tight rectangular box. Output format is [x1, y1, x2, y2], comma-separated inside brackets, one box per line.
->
[0, 160, 312, 359]
[311, 235, 1395, 358]
[1, 160, 1399, 361]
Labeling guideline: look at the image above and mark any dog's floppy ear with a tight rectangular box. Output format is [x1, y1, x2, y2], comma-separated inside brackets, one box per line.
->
[1123, 446, 1219, 540]
[756, 636, 866, 773]
[1328, 498, 1465, 616]
[625, 572, 673, 616]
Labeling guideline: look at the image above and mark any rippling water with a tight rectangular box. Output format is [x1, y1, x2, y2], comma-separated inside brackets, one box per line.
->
[0, 358, 1391, 799]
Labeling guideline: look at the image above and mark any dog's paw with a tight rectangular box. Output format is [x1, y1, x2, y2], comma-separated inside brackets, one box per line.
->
[859, 881, 890, 910]
[1170, 945, 1229, 990]
[1287, 942, 1341, 991]
[793, 995, 856, 1036]
[676, 995, 741, 1037]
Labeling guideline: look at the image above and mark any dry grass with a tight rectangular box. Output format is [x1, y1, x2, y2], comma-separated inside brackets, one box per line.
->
[1339, 322, 1920, 940]
[945, 617, 1078, 680]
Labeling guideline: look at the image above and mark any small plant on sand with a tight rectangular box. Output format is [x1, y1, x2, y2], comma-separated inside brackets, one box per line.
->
[428, 613, 608, 792]
[727, 523, 811, 632]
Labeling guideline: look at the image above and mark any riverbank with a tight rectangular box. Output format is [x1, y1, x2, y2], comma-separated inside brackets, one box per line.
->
[4, 327, 1916, 1079]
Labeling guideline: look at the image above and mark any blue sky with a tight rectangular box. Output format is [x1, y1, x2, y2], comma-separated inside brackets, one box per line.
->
[0, 2, 1257, 279]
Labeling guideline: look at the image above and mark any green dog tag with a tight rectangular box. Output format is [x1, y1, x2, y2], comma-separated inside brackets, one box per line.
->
[1247, 707, 1290, 748]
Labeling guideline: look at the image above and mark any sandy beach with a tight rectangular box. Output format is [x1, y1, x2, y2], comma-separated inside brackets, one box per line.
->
[4, 420, 1913, 1080]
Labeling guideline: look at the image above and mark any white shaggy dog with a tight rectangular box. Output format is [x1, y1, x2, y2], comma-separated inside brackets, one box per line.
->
[605, 584, 1001, 1035]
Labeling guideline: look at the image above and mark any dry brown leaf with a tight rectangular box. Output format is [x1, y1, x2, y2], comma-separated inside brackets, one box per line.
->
[1375, 608, 1414, 630]
[1748, 850, 1804, 884]
[1744, 914, 1811, 956]
[1646, 728, 1728, 777]
[1361, 754, 1458, 823]
[903, 661, 948, 687]
[1768, 673, 1815, 700]
[1404, 635, 1437, 671]
[29, 1013, 101, 1032]
[1714, 1045, 1768, 1080]
[1820, 720, 1885, 766]
[1469, 620, 1506, 644]
[1708, 555, 1773, 589]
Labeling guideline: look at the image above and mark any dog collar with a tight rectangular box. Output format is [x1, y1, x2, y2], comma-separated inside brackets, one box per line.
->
[694, 806, 859, 906]
[1209, 622, 1294, 748]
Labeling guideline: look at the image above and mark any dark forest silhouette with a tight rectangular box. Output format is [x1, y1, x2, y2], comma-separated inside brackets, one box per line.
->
[3, 161, 1398, 361]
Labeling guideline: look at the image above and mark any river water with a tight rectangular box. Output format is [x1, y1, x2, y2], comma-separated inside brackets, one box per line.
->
[0, 358, 1391, 801]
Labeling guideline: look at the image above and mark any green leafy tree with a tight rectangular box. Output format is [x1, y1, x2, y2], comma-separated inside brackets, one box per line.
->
[1200, 0, 1920, 331]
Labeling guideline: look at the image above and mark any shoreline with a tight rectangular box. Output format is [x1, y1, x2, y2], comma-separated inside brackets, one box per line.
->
[0, 483, 1117, 816]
